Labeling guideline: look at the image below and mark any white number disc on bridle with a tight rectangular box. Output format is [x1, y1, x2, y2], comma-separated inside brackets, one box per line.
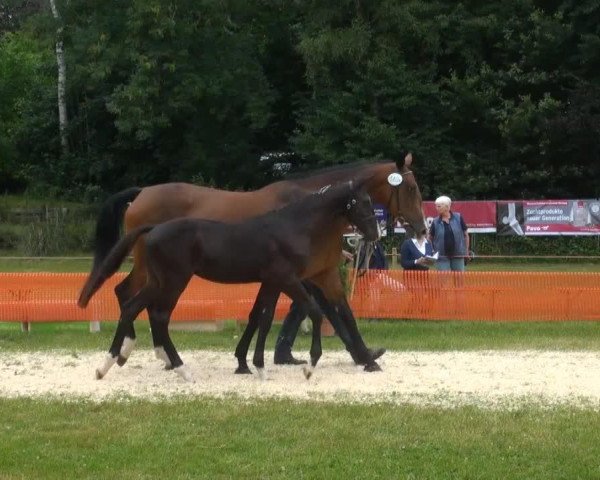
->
[387, 173, 403, 186]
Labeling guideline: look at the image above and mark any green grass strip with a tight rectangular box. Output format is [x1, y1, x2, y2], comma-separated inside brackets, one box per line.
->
[0, 397, 599, 479]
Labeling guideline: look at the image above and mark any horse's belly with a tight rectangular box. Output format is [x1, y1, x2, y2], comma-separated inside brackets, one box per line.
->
[195, 266, 260, 285]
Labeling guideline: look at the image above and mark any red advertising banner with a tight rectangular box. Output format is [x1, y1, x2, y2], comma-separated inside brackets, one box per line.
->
[497, 200, 600, 236]
[377, 199, 600, 236]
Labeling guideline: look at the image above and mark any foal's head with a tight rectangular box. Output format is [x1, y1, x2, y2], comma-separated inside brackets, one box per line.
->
[316, 181, 379, 242]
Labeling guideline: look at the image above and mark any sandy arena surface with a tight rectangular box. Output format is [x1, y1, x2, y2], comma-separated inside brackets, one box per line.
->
[1, 349, 600, 408]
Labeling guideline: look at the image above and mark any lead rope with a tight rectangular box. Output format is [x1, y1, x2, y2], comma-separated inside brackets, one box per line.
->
[349, 239, 374, 300]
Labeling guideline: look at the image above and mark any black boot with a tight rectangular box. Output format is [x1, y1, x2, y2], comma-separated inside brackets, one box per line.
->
[274, 349, 308, 365]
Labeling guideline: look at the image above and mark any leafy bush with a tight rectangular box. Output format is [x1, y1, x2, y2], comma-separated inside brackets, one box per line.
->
[21, 215, 94, 256]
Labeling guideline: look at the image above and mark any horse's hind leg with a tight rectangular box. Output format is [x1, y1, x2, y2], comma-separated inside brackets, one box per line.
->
[96, 288, 150, 380]
[150, 309, 192, 382]
[148, 275, 192, 381]
[115, 266, 148, 367]
[149, 315, 172, 370]
[115, 273, 135, 367]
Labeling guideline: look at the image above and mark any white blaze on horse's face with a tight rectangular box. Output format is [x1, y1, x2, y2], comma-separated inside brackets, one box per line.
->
[387, 173, 403, 186]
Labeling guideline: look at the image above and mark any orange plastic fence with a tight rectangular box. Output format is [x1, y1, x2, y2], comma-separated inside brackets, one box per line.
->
[0, 271, 599, 323]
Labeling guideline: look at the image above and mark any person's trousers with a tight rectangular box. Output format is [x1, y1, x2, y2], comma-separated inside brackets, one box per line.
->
[436, 257, 465, 272]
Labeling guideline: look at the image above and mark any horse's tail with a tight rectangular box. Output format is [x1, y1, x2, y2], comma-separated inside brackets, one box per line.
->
[78, 225, 154, 308]
[89, 187, 143, 281]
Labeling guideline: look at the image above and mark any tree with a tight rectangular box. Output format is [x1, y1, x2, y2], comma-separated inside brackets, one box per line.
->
[48, 0, 67, 155]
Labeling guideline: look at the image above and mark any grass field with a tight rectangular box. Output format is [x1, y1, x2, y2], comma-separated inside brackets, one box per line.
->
[1, 397, 599, 480]
[2, 259, 600, 479]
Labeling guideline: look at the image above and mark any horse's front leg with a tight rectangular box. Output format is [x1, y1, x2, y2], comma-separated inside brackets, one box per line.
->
[311, 270, 383, 371]
[306, 297, 324, 379]
[335, 297, 382, 372]
[282, 281, 324, 378]
[250, 286, 280, 380]
[234, 284, 273, 374]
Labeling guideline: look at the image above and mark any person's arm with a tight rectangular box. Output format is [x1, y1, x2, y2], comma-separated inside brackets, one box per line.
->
[400, 241, 418, 269]
[460, 214, 470, 253]
[427, 222, 435, 244]
[425, 241, 434, 257]
[401, 241, 427, 270]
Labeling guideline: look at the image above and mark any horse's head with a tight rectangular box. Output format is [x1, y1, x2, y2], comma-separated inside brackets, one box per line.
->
[368, 153, 427, 234]
[343, 182, 380, 242]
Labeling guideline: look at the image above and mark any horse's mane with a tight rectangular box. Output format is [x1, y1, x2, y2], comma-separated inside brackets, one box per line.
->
[282, 159, 392, 183]
[274, 180, 356, 220]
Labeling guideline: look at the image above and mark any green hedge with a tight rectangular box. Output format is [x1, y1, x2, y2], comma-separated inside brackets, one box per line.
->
[0, 206, 96, 256]
[381, 233, 600, 262]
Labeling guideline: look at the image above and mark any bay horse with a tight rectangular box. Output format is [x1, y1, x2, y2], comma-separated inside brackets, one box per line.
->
[80, 153, 426, 370]
[78, 180, 380, 381]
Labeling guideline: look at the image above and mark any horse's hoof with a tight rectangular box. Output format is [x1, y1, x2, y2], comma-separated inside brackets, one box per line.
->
[369, 347, 386, 362]
[174, 365, 194, 382]
[95, 369, 104, 380]
[164, 364, 174, 371]
[116, 355, 128, 367]
[302, 366, 313, 380]
[364, 362, 382, 372]
[235, 366, 252, 375]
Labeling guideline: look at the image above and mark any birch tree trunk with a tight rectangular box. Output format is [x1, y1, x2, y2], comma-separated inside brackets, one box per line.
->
[48, 0, 68, 154]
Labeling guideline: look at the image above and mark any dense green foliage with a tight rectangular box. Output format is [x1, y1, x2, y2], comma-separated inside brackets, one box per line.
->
[1, 0, 599, 201]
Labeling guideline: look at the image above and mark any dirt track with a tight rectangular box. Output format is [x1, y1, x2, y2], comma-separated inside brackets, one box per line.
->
[2, 349, 600, 408]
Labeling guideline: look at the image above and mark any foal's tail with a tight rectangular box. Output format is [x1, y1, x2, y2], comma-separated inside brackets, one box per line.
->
[88, 187, 143, 285]
[77, 225, 155, 308]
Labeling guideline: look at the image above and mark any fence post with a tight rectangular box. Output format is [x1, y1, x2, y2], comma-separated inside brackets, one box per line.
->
[391, 247, 398, 269]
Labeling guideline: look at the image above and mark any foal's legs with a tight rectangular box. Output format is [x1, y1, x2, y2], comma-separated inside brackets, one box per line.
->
[96, 287, 151, 379]
[250, 286, 281, 379]
[312, 270, 382, 371]
[148, 305, 192, 382]
[113, 273, 137, 366]
[111, 264, 149, 367]
[234, 284, 279, 375]
[281, 281, 326, 377]
[149, 315, 172, 370]
[143, 266, 193, 381]
[333, 297, 382, 372]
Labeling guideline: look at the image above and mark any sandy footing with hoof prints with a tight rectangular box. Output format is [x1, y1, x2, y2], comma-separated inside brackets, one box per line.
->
[1, 350, 600, 409]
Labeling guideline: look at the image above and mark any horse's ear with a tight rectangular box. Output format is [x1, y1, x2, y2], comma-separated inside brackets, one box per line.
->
[395, 151, 413, 169]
